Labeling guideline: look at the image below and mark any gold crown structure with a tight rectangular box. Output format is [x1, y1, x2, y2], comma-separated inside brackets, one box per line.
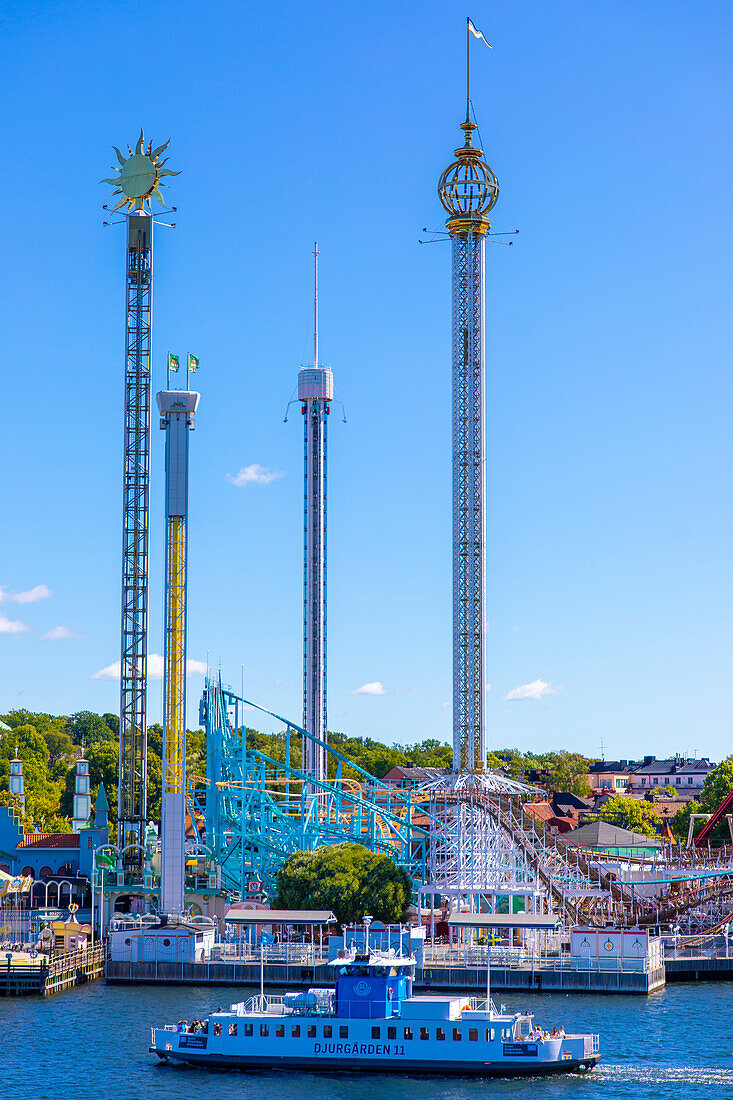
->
[438, 119, 499, 235]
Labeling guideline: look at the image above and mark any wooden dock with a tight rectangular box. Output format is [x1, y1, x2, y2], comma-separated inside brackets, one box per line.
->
[0, 945, 106, 996]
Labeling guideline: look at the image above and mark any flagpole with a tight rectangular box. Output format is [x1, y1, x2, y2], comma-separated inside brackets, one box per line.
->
[466, 15, 470, 122]
[167, 354, 170, 390]
[186, 354, 190, 391]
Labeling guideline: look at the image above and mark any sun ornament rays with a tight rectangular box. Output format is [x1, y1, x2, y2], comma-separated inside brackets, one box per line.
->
[101, 129, 180, 213]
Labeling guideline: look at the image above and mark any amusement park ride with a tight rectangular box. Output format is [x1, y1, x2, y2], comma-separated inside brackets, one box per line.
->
[93, 49, 733, 939]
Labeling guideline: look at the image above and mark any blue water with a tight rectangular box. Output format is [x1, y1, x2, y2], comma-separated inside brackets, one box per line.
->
[2, 982, 731, 1100]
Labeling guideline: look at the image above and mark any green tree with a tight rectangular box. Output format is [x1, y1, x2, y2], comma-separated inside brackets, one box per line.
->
[698, 756, 733, 813]
[65, 710, 115, 748]
[541, 751, 592, 797]
[671, 798, 702, 842]
[599, 795, 662, 837]
[276, 843, 412, 926]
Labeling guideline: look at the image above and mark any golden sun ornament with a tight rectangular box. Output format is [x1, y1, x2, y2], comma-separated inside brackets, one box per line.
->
[101, 129, 180, 213]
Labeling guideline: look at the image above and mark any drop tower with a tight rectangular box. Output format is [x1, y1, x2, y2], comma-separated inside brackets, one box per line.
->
[298, 245, 332, 785]
[437, 71, 499, 773]
[102, 132, 180, 860]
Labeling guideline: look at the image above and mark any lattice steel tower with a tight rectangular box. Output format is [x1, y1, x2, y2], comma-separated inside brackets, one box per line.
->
[102, 131, 179, 858]
[298, 244, 332, 784]
[438, 101, 499, 773]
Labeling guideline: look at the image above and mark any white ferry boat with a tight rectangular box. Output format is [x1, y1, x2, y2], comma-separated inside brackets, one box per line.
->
[150, 947, 600, 1076]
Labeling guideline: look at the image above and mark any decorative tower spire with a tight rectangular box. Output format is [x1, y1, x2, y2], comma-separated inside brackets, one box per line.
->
[9, 747, 25, 817]
[438, 78, 499, 774]
[73, 750, 91, 832]
[297, 244, 333, 787]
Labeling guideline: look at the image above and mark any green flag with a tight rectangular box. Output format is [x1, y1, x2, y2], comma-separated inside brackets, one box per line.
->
[188, 353, 199, 373]
[168, 352, 180, 373]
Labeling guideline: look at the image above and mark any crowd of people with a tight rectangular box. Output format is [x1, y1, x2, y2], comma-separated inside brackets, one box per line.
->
[528, 1024, 566, 1041]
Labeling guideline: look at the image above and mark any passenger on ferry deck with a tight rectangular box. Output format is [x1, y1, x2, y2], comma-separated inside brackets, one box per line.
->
[559, 1025, 566, 1038]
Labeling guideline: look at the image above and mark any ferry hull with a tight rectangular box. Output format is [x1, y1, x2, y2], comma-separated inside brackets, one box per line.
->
[152, 1048, 599, 1076]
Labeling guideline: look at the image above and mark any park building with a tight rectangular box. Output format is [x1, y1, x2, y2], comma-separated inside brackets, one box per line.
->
[0, 753, 110, 916]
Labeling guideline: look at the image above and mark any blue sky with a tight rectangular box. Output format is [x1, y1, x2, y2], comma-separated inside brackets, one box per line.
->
[1, 0, 732, 761]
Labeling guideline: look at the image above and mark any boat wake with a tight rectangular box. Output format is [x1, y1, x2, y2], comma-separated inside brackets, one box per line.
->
[594, 1064, 733, 1086]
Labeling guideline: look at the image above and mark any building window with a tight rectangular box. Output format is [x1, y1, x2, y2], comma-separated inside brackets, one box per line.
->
[307, 1026, 316, 1038]
[229, 1023, 237, 1036]
[323, 1026, 332, 1038]
[387, 1027, 397, 1040]
[688, 778, 693, 785]
[436, 1028, 445, 1041]
[469, 1029, 478, 1042]
[371, 1027, 381, 1039]
[275, 1025, 285, 1038]
[404, 1027, 413, 1040]
[260, 1024, 268, 1037]
[420, 1027, 429, 1040]
[244, 1024, 253, 1037]
[213, 1023, 222, 1036]
[88, 837, 93, 848]
[453, 1028, 462, 1041]
[340, 1026, 349, 1039]
[291, 1025, 300, 1037]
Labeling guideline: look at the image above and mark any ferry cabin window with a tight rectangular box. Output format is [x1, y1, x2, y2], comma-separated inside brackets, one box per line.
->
[404, 1027, 413, 1040]
[323, 1026, 333, 1038]
[436, 1028, 445, 1041]
[276, 1025, 285, 1038]
[501, 1029, 509, 1041]
[229, 1023, 237, 1036]
[372, 1027, 380, 1040]
[213, 1023, 222, 1036]
[387, 1027, 397, 1040]
[486, 1029, 495, 1042]
[420, 1028, 429, 1041]
[308, 1026, 317, 1038]
[291, 1025, 301, 1037]
[469, 1029, 478, 1042]
[452, 1028, 462, 1041]
[260, 1024, 269, 1037]
[340, 1027, 349, 1039]
[244, 1024, 253, 1037]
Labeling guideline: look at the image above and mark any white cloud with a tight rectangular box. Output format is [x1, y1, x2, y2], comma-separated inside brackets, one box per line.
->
[0, 613, 30, 635]
[226, 464, 285, 488]
[42, 625, 81, 641]
[504, 679, 560, 702]
[352, 681, 386, 696]
[93, 654, 208, 681]
[440, 701, 450, 709]
[0, 584, 52, 604]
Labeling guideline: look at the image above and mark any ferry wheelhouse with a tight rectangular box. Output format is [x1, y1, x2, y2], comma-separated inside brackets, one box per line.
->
[151, 947, 600, 1076]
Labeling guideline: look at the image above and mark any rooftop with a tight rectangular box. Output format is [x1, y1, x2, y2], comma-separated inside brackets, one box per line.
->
[17, 832, 79, 849]
[634, 757, 714, 776]
[563, 819, 660, 848]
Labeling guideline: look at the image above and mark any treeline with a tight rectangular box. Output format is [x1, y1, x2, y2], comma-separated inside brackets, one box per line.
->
[247, 729, 594, 796]
[0, 708, 204, 835]
[0, 706, 597, 836]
